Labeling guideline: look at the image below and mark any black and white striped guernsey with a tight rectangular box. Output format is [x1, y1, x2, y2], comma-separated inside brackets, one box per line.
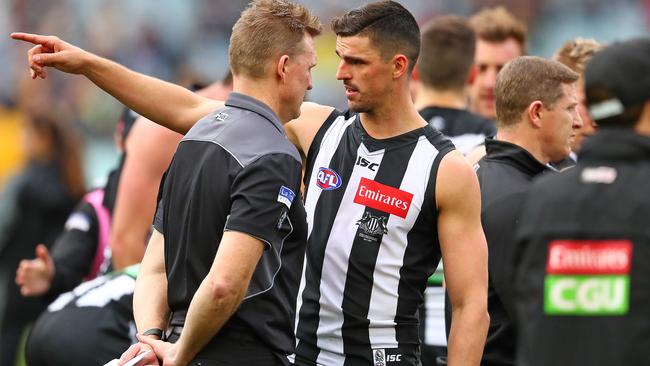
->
[293, 110, 455, 366]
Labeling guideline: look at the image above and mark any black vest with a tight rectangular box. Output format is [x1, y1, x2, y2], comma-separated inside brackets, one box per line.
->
[514, 129, 650, 366]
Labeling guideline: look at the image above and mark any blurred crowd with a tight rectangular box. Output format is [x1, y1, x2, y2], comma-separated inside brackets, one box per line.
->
[1, 0, 648, 187]
[0, 1, 649, 366]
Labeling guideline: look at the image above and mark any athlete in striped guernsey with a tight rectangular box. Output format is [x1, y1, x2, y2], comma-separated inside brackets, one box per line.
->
[14, 2, 489, 365]
[285, 2, 489, 365]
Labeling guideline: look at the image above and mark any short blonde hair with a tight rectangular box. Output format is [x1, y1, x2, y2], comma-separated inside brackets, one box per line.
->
[470, 6, 527, 54]
[553, 38, 604, 75]
[495, 56, 579, 127]
[229, 0, 322, 79]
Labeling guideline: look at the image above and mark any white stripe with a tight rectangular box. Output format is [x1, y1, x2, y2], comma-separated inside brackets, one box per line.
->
[423, 286, 447, 346]
[367, 135, 440, 349]
[316, 143, 383, 364]
[75, 275, 135, 308]
[449, 133, 486, 155]
[296, 113, 356, 346]
[294, 254, 307, 339]
[304, 114, 357, 239]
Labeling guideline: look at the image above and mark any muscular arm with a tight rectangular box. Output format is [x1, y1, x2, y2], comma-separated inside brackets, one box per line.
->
[170, 231, 265, 364]
[11, 33, 220, 134]
[436, 151, 489, 366]
[133, 229, 169, 334]
[110, 118, 181, 270]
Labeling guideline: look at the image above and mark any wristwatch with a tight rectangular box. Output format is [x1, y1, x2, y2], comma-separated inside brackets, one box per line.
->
[141, 328, 164, 339]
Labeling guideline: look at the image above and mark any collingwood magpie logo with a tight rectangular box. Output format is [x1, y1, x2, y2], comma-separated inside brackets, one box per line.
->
[356, 212, 388, 237]
[373, 349, 386, 366]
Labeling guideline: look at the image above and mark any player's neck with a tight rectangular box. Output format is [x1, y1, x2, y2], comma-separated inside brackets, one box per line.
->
[414, 87, 467, 111]
[360, 92, 426, 139]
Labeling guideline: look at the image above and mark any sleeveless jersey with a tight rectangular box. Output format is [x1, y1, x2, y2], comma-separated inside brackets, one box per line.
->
[294, 111, 455, 365]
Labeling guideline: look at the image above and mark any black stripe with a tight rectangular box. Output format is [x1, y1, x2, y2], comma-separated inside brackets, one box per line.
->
[395, 133, 454, 349]
[303, 110, 344, 197]
[341, 140, 417, 366]
[295, 119, 361, 363]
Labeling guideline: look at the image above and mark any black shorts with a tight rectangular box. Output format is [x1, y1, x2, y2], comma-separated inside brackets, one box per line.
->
[166, 325, 290, 366]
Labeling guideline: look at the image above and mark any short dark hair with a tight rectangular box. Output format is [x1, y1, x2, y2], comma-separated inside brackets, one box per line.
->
[418, 15, 475, 91]
[495, 56, 579, 127]
[331, 1, 420, 73]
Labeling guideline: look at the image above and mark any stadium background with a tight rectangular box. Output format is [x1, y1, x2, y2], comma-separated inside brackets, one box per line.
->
[1, 0, 648, 187]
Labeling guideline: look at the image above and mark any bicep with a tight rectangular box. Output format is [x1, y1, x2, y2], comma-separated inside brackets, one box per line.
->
[436, 153, 488, 307]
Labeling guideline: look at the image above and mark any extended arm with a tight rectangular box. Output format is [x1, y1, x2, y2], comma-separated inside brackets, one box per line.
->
[11, 32, 220, 134]
[436, 152, 489, 366]
[110, 118, 181, 270]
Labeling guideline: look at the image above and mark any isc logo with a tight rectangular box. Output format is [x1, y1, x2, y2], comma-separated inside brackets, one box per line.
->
[356, 156, 379, 171]
[316, 167, 342, 190]
[387, 354, 402, 362]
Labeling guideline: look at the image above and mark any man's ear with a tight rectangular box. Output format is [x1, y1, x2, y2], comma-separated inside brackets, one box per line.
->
[277, 55, 290, 82]
[527, 100, 544, 128]
[392, 54, 409, 79]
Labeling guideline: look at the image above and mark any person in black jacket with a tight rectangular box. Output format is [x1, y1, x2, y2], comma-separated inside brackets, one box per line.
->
[514, 37, 650, 366]
[475, 56, 582, 365]
[0, 113, 84, 366]
[14, 108, 137, 299]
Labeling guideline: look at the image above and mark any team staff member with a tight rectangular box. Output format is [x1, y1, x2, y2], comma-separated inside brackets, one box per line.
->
[109, 77, 232, 272]
[122, 1, 319, 364]
[13, 2, 489, 365]
[514, 38, 650, 366]
[474, 56, 581, 365]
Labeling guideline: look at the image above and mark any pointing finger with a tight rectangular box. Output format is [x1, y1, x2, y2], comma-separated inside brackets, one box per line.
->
[11, 32, 58, 50]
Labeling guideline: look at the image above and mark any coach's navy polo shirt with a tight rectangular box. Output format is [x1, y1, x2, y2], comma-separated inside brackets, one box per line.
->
[154, 92, 307, 356]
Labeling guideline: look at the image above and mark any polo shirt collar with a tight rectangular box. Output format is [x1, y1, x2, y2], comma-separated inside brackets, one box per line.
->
[225, 92, 284, 134]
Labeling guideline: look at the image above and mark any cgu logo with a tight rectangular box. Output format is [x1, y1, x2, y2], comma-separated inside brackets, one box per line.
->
[544, 240, 632, 316]
[545, 276, 629, 315]
[316, 167, 342, 190]
[356, 156, 379, 171]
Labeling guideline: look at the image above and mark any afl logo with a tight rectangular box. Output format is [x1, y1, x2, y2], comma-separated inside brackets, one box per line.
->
[316, 167, 342, 190]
